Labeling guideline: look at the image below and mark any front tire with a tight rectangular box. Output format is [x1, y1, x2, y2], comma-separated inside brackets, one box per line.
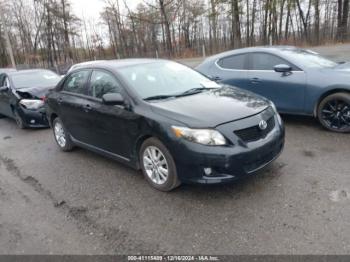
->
[140, 137, 181, 191]
[53, 117, 74, 151]
[13, 109, 26, 129]
[317, 93, 350, 133]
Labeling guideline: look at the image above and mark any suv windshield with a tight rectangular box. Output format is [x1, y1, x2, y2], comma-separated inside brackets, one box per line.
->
[12, 70, 61, 89]
[283, 49, 337, 68]
[118, 61, 219, 99]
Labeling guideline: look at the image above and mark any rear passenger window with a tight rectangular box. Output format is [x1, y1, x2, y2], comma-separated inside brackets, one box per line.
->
[62, 70, 90, 95]
[218, 54, 247, 70]
[89, 70, 121, 99]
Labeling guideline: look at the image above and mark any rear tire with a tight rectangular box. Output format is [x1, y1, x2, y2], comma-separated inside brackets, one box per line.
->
[53, 117, 74, 151]
[317, 92, 350, 133]
[13, 109, 26, 129]
[140, 137, 181, 192]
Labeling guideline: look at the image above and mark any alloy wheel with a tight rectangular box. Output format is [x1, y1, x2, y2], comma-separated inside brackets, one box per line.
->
[143, 146, 169, 185]
[54, 121, 67, 148]
[321, 99, 350, 131]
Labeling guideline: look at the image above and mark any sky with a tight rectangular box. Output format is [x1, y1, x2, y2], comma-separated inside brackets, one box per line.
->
[71, 0, 143, 23]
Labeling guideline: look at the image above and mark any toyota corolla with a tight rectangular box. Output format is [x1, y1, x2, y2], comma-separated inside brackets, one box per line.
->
[45, 59, 285, 191]
[0, 69, 61, 128]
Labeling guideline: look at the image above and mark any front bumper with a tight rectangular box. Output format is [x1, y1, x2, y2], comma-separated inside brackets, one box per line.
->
[170, 111, 285, 184]
[17, 106, 49, 128]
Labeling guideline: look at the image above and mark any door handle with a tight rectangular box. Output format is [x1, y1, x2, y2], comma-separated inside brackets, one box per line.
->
[250, 77, 261, 84]
[212, 76, 222, 82]
[83, 104, 92, 112]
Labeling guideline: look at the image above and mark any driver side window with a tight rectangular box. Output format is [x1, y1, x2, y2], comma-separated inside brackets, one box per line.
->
[4, 77, 10, 88]
[0, 76, 10, 88]
[89, 70, 121, 99]
[249, 53, 299, 71]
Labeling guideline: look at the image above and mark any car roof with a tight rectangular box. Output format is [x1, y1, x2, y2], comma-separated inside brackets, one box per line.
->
[205, 45, 307, 61]
[69, 58, 166, 72]
[0, 68, 16, 73]
[6, 69, 56, 77]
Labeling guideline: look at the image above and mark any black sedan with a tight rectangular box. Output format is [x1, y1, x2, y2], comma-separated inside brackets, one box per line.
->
[0, 69, 61, 128]
[45, 59, 285, 191]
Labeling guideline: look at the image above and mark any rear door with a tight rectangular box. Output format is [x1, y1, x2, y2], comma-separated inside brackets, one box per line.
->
[247, 52, 306, 113]
[213, 53, 250, 88]
[57, 69, 92, 143]
[85, 69, 138, 159]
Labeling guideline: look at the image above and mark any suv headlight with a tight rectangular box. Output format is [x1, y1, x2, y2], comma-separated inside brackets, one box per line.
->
[19, 99, 44, 110]
[172, 126, 227, 146]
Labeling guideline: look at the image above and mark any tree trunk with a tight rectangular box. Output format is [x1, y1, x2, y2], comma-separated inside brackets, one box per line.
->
[159, 0, 172, 56]
[231, 0, 241, 48]
[314, 0, 320, 44]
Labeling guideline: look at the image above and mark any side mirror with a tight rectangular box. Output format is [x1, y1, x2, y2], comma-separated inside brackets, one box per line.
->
[102, 93, 124, 106]
[274, 64, 292, 73]
[208, 75, 222, 82]
[0, 86, 9, 92]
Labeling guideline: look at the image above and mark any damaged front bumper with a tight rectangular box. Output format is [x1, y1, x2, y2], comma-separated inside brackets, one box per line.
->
[16, 105, 49, 128]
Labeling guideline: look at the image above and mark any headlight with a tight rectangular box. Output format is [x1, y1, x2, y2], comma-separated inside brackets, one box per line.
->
[270, 102, 282, 125]
[270, 101, 278, 113]
[172, 126, 227, 145]
[19, 99, 44, 110]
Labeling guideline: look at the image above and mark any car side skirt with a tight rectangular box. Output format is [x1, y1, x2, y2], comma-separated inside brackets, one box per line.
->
[70, 136, 138, 169]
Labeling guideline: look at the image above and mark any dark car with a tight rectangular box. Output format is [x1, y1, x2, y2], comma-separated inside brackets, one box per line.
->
[196, 46, 350, 132]
[45, 59, 284, 191]
[0, 69, 61, 128]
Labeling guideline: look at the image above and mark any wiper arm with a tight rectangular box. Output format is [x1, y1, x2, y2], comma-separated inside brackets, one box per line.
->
[176, 87, 215, 97]
[144, 94, 176, 101]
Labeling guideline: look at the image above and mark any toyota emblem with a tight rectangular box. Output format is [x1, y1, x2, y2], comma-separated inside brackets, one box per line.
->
[259, 120, 268, 130]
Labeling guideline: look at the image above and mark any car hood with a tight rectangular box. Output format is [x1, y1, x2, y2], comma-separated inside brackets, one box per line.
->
[150, 86, 270, 128]
[16, 86, 54, 99]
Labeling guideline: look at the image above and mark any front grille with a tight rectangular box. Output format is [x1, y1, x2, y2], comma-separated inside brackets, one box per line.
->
[234, 116, 275, 142]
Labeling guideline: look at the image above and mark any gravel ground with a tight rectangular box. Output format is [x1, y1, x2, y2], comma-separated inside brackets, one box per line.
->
[0, 44, 350, 255]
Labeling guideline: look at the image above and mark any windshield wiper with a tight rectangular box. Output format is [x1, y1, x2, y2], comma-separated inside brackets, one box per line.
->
[175, 87, 215, 97]
[144, 94, 176, 101]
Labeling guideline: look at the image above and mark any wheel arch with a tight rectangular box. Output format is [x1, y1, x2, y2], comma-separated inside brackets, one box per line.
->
[314, 87, 350, 117]
[133, 133, 172, 170]
[49, 113, 58, 127]
[133, 134, 153, 170]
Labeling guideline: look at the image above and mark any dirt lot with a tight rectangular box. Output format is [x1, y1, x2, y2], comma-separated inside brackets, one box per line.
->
[0, 44, 350, 255]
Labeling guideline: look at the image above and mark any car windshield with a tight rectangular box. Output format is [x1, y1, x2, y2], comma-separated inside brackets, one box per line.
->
[118, 61, 219, 100]
[11, 70, 61, 89]
[283, 49, 337, 68]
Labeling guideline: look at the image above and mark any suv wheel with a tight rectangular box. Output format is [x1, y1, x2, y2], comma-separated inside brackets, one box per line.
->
[317, 92, 350, 133]
[140, 137, 181, 191]
[53, 117, 74, 151]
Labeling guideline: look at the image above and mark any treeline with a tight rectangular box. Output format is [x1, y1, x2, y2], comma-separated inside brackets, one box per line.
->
[0, 0, 349, 68]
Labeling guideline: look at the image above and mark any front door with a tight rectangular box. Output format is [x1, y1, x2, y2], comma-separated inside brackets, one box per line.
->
[247, 52, 306, 114]
[85, 69, 139, 159]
